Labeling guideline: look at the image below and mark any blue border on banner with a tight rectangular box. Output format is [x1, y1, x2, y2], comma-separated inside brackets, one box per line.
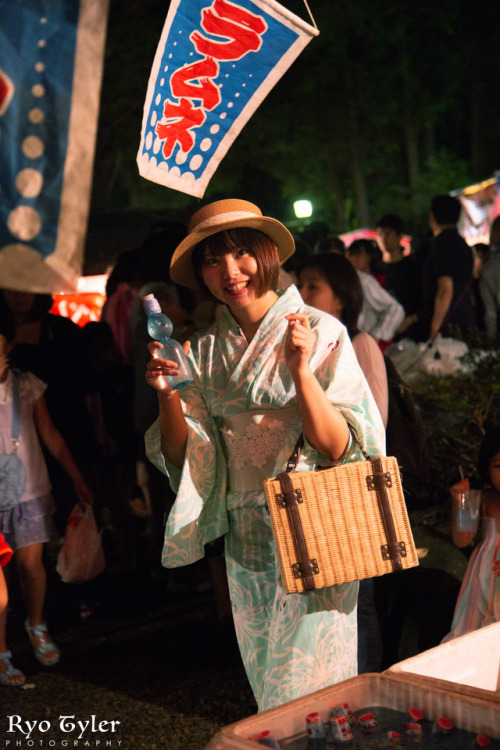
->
[139, 0, 299, 189]
[0, 0, 78, 260]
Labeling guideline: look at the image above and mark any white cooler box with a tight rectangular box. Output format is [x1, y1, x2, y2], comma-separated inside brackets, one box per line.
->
[204, 672, 500, 749]
[387, 622, 500, 700]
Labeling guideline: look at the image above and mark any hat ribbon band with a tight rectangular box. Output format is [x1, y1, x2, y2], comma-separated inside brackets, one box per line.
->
[192, 210, 263, 233]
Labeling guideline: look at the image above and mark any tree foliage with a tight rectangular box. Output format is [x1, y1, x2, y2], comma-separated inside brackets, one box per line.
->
[91, 0, 500, 236]
[414, 332, 500, 500]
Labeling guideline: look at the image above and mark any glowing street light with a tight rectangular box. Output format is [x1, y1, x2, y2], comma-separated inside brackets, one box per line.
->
[293, 200, 313, 219]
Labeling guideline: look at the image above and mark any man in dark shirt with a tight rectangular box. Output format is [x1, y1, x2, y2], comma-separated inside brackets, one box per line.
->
[421, 195, 474, 341]
[376, 214, 420, 338]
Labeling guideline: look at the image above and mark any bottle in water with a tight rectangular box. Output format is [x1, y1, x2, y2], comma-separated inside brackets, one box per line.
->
[142, 294, 193, 390]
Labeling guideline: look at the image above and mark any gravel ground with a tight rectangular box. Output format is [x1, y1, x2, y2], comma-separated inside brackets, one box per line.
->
[2, 568, 255, 750]
[0, 516, 468, 750]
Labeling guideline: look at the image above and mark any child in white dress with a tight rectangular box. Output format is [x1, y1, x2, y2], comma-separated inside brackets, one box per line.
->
[0, 315, 93, 685]
[443, 427, 500, 641]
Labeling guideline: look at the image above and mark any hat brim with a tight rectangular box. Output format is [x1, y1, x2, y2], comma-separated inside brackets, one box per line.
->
[170, 216, 295, 290]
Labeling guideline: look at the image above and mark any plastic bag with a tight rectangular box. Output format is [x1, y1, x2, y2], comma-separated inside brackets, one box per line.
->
[56, 504, 106, 583]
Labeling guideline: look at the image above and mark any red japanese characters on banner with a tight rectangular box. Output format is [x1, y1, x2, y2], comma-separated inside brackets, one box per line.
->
[138, 0, 318, 198]
[154, 0, 269, 162]
[0, 67, 14, 115]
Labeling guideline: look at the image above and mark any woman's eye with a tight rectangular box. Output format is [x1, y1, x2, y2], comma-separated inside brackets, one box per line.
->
[204, 256, 219, 267]
[235, 248, 250, 257]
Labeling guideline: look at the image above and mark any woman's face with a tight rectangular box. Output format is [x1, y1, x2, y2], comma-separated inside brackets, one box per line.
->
[201, 246, 261, 311]
[298, 267, 343, 319]
[346, 249, 370, 273]
[489, 450, 500, 491]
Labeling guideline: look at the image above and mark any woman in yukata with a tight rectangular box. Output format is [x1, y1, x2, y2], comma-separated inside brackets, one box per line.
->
[145, 199, 385, 711]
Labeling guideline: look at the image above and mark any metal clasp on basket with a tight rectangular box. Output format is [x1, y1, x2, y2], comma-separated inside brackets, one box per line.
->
[366, 471, 392, 491]
[292, 558, 319, 579]
[276, 488, 302, 508]
[381, 541, 407, 560]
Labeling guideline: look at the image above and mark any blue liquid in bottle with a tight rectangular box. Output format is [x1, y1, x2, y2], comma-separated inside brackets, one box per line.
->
[143, 294, 193, 390]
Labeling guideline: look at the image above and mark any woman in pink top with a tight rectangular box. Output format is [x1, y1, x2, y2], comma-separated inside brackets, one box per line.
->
[298, 252, 388, 426]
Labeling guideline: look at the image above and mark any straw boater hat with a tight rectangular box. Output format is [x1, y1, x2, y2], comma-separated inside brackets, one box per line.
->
[169, 198, 295, 290]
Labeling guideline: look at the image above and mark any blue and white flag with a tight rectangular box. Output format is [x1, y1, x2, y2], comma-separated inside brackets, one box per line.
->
[137, 0, 318, 198]
[0, 0, 109, 294]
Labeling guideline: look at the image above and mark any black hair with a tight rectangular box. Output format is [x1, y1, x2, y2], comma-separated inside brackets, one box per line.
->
[0, 313, 15, 343]
[376, 214, 404, 235]
[431, 195, 461, 226]
[477, 427, 500, 485]
[314, 236, 346, 255]
[297, 252, 363, 337]
[347, 238, 383, 273]
[0, 290, 53, 323]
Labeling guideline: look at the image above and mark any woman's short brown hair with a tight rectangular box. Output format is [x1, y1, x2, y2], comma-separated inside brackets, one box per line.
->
[192, 228, 281, 297]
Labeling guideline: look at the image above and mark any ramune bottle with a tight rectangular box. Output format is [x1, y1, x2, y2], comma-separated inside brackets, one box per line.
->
[142, 294, 193, 390]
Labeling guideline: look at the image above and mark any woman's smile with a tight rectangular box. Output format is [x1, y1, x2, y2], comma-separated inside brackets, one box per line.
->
[225, 280, 250, 295]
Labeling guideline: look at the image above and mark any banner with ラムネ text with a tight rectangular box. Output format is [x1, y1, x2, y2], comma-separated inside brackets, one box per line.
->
[137, 0, 318, 199]
[0, 0, 109, 294]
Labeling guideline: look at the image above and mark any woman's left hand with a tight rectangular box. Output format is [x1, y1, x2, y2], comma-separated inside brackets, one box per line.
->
[284, 314, 314, 374]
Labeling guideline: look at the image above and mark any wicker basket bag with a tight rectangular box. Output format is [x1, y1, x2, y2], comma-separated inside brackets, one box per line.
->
[263, 430, 419, 594]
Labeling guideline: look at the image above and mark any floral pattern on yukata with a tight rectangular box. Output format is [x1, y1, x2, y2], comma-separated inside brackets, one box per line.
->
[146, 285, 385, 710]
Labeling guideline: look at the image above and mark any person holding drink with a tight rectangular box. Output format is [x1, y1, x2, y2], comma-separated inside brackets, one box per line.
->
[144, 199, 384, 710]
[443, 427, 500, 642]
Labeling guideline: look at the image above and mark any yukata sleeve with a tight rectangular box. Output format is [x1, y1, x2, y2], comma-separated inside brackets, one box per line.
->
[145, 377, 228, 568]
[307, 316, 386, 464]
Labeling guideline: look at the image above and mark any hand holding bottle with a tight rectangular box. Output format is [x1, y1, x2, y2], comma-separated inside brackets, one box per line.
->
[146, 339, 191, 393]
[143, 294, 193, 391]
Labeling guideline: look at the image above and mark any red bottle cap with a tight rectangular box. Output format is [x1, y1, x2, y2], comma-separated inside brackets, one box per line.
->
[436, 717, 453, 731]
[305, 712, 321, 723]
[475, 736, 491, 748]
[406, 723, 422, 733]
[408, 707, 423, 721]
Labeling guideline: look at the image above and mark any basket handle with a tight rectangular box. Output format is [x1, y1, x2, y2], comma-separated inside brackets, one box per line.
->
[285, 423, 368, 473]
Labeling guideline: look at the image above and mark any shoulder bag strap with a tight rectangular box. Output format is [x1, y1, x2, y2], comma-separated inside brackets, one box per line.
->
[11, 372, 20, 451]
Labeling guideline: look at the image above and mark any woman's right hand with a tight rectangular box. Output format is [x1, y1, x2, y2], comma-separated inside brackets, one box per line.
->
[450, 477, 469, 498]
[145, 341, 190, 392]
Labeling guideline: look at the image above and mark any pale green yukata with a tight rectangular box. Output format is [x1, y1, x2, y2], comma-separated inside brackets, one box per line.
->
[145, 285, 385, 711]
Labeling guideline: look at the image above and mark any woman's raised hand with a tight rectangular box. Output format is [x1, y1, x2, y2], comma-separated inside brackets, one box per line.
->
[145, 340, 191, 393]
[284, 313, 314, 374]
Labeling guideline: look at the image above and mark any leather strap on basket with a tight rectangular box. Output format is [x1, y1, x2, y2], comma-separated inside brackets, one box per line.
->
[278, 425, 403, 585]
[276, 470, 317, 591]
[368, 456, 403, 572]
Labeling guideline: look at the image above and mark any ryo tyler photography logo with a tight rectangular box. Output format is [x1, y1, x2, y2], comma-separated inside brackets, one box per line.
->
[4, 715, 123, 747]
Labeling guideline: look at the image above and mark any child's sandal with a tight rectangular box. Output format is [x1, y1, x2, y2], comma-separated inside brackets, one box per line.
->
[0, 650, 26, 686]
[25, 621, 60, 666]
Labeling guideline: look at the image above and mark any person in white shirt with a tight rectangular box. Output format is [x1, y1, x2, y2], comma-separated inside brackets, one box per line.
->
[356, 269, 405, 344]
[345, 238, 405, 345]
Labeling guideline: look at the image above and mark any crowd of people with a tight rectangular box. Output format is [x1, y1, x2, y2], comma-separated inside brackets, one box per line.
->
[0, 194, 498, 710]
